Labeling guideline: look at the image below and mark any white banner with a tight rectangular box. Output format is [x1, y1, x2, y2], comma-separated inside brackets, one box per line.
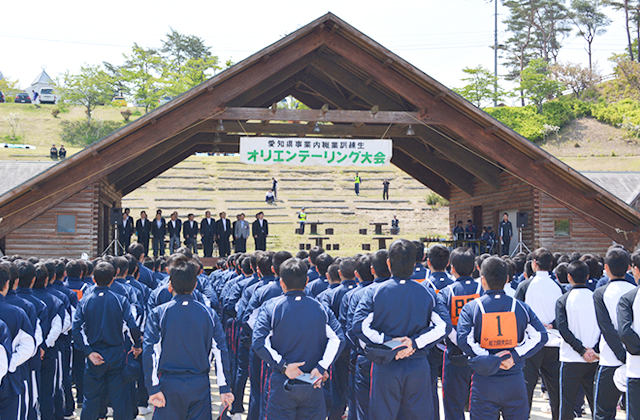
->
[239, 137, 392, 166]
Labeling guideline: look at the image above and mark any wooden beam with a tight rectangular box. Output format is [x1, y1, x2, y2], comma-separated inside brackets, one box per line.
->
[391, 149, 450, 199]
[298, 74, 355, 109]
[325, 32, 640, 248]
[216, 107, 438, 124]
[0, 31, 329, 238]
[289, 89, 326, 109]
[394, 138, 475, 196]
[311, 58, 404, 110]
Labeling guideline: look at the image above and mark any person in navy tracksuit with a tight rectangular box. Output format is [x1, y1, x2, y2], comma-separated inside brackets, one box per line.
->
[555, 261, 600, 420]
[64, 259, 88, 410]
[351, 239, 451, 420]
[144, 254, 233, 420]
[409, 240, 427, 281]
[438, 248, 484, 420]
[593, 247, 636, 420]
[345, 250, 390, 420]
[457, 256, 548, 420]
[72, 261, 142, 420]
[0, 319, 12, 394]
[307, 246, 324, 283]
[252, 257, 345, 420]
[0, 264, 36, 420]
[129, 243, 158, 289]
[618, 250, 640, 420]
[305, 253, 334, 298]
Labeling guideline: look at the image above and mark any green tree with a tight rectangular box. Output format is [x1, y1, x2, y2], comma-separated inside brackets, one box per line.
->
[519, 58, 565, 112]
[163, 56, 221, 97]
[551, 61, 602, 98]
[604, 1, 637, 61]
[453, 65, 506, 107]
[570, 0, 612, 70]
[102, 61, 128, 97]
[57, 64, 112, 123]
[0, 77, 21, 97]
[530, 0, 573, 63]
[121, 44, 165, 113]
[161, 28, 212, 69]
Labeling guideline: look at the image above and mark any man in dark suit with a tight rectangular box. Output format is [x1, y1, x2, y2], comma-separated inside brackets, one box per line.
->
[183, 213, 199, 256]
[167, 211, 182, 255]
[216, 211, 232, 257]
[151, 210, 166, 256]
[120, 208, 134, 251]
[252, 211, 269, 251]
[200, 211, 216, 258]
[498, 212, 513, 256]
[135, 211, 152, 255]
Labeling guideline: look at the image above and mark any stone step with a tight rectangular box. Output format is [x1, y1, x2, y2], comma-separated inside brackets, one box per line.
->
[355, 207, 414, 211]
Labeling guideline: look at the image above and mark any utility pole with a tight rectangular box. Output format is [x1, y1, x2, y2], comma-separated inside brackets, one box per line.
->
[494, 0, 498, 107]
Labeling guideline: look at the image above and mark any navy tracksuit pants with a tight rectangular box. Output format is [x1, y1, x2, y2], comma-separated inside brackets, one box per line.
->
[427, 347, 444, 420]
[628, 378, 640, 420]
[594, 365, 623, 420]
[232, 332, 251, 414]
[62, 341, 74, 416]
[523, 346, 560, 420]
[72, 348, 85, 406]
[80, 346, 128, 420]
[41, 348, 64, 420]
[247, 349, 262, 420]
[0, 393, 20, 420]
[27, 369, 41, 420]
[469, 372, 529, 420]
[265, 372, 326, 420]
[442, 351, 472, 420]
[355, 355, 372, 420]
[329, 349, 350, 420]
[559, 362, 597, 420]
[152, 374, 211, 420]
[369, 354, 432, 420]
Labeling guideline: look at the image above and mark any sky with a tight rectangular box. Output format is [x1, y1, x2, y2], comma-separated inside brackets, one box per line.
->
[0, 0, 632, 105]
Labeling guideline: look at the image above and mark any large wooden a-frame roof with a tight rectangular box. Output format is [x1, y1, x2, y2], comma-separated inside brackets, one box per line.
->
[1, 13, 639, 248]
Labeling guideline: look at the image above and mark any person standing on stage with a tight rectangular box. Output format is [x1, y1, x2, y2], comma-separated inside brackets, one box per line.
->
[167, 212, 182, 255]
[354, 172, 361, 196]
[183, 213, 199, 256]
[152, 210, 167, 257]
[234, 213, 250, 253]
[201, 211, 216, 258]
[252, 212, 268, 251]
[135, 211, 151, 256]
[382, 179, 390, 201]
[217, 212, 232, 257]
[499, 213, 513, 256]
[120, 209, 134, 252]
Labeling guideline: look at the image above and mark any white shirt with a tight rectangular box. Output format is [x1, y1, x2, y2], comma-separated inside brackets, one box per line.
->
[171, 220, 177, 228]
[221, 219, 227, 231]
[259, 219, 264, 227]
[523, 271, 564, 347]
[156, 219, 161, 227]
[141, 219, 146, 226]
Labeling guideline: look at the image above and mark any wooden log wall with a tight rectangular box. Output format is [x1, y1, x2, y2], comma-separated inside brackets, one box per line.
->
[533, 190, 613, 255]
[5, 183, 100, 259]
[449, 172, 535, 247]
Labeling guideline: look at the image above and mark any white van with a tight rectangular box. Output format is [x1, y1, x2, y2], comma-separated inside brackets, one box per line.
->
[37, 87, 59, 104]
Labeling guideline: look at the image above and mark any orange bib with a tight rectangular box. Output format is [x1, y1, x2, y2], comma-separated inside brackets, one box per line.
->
[477, 297, 518, 350]
[73, 289, 83, 301]
[450, 282, 482, 326]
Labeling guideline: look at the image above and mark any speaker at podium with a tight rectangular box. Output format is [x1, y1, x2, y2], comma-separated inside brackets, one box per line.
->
[110, 208, 123, 226]
[516, 212, 528, 228]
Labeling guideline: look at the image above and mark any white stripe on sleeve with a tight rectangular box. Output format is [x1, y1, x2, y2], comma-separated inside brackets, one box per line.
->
[415, 310, 448, 349]
[362, 313, 384, 344]
[515, 323, 543, 358]
[9, 329, 35, 373]
[318, 324, 342, 371]
[45, 314, 63, 348]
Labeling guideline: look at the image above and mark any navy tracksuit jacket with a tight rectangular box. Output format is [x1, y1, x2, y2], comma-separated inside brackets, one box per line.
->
[72, 285, 141, 420]
[307, 266, 320, 282]
[457, 290, 548, 420]
[144, 294, 231, 420]
[252, 290, 345, 420]
[409, 263, 427, 281]
[305, 275, 329, 298]
[351, 276, 451, 420]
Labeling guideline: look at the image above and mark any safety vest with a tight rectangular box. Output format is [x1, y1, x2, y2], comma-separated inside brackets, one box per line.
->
[354, 176, 361, 184]
[299, 212, 307, 222]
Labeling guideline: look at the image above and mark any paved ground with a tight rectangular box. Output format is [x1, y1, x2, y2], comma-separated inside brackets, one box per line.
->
[74, 371, 627, 419]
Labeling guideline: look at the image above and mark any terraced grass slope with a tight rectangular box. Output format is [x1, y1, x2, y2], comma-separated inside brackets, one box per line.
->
[123, 155, 449, 256]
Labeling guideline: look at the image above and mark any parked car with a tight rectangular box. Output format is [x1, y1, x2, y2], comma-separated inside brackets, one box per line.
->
[112, 96, 127, 106]
[14, 93, 31, 103]
[0, 91, 4, 103]
[158, 96, 172, 106]
[37, 87, 59, 104]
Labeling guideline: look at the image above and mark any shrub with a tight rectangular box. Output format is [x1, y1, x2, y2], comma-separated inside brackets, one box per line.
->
[60, 119, 125, 146]
[51, 108, 60, 118]
[426, 192, 449, 206]
[120, 109, 132, 122]
[5, 96, 14, 103]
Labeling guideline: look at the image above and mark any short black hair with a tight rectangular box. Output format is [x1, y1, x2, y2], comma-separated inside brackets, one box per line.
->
[175, 246, 193, 259]
[605, 247, 630, 278]
[112, 257, 129, 277]
[55, 260, 65, 279]
[427, 245, 450, 271]
[567, 261, 589, 284]
[388, 239, 417, 279]
[169, 255, 198, 294]
[327, 263, 341, 283]
[631, 250, 640, 269]
[296, 250, 309, 260]
[514, 257, 525, 274]
[339, 257, 357, 280]
[412, 240, 424, 263]
[125, 254, 138, 277]
[315, 253, 334, 277]
[524, 261, 534, 279]
[128, 243, 145, 261]
[449, 248, 475, 277]
[94, 262, 116, 286]
[241, 257, 253, 275]
[309, 247, 325, 265]
[356, 254, 374, 283]
[273, 251, 293, 276]
[66, 260, 82, 278]
[481, 257, 508, 290]
[0, 265, 10, 291]
[34, 263, 49, 288]
[44, 260, 56, 281]
[555, 263, 569, 284]
[533, 248, 554, 271]
[257, 252, 274, 276]
[476, 253, 491, 270]
[143, 257, 154, 271]
[371, 249, 391, 279]
[17, 260, 36, 288]
[279, 258, 308, 290]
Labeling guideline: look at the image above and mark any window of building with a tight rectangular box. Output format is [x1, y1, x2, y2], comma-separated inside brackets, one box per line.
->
[57, 214, 76, 234]
[554, 219, 570, 237]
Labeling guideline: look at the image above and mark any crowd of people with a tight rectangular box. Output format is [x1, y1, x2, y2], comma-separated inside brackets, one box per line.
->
[0, 238, 638, 420]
